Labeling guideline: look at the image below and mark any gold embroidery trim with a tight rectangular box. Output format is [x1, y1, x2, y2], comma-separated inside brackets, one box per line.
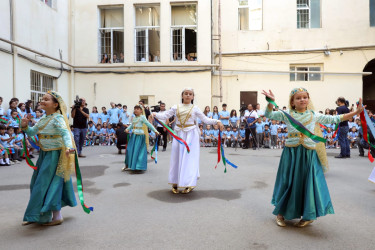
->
[177, 104, 194, 127]
[176, 124, 194, 129]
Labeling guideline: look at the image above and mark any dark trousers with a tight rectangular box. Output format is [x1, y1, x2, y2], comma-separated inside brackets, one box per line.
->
[338, 126, 350, 157]
[74, 128, 87, 155]
[157, 127, 168, 149]
[244, 127, 257, 148]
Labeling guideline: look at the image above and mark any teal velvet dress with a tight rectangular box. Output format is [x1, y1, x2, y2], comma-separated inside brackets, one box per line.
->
[265, 107, 343, 221]
[22, 113, 77, 224]
[125, 115, 158, 171]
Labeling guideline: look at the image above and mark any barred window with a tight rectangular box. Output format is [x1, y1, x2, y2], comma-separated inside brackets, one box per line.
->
[30, 71, 57, 108]
[98, 7, 124, 63]
[297, 0, 321, 29]
[238, 0, 263, 31]
[171, 4, 197, 62]
[290, 65, 323, 81]
[135, 5, 160, 62]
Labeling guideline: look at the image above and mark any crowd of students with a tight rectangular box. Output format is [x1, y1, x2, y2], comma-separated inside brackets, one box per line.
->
[1, 95, 375, 166]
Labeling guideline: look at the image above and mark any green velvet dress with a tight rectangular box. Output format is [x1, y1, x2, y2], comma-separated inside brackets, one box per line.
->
[265, 107, 343, 220]
[125, 115, 158, 171]
[22, 113, 77, 224]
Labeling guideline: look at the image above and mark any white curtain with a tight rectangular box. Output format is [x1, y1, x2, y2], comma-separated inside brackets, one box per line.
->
[101, 8, 124, 28]
[238, 0, 262, 30]
[171, 5, 197, 26]
[135, 6, 160, 26]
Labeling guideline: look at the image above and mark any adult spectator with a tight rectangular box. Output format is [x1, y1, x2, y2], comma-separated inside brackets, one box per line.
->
[156, 103, 168, 152]
[335, 97, 350, 158]
[219, 104, 230, 127]
[108, 102, 120, 127]
[71, 97, 89, 158]
[243, 104, 258, 150]
[139, 100, 151, 119]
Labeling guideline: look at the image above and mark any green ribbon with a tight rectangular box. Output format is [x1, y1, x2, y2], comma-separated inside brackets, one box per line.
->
[266, 97, 326, 143]
[74, 152, 93, 214]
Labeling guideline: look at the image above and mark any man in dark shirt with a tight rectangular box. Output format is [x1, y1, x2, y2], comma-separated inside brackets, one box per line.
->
[71, 97, 89, 157]
[139, 100, 151, 119]
[335, 97, 350, 158]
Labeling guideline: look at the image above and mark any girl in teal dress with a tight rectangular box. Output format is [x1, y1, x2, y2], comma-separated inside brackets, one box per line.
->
[123, 105, 159, 171]
[262, 88, 364, 227]
[21, 91, 77, 226]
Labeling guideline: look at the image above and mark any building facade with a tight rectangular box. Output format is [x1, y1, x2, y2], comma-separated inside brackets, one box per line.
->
[1, 0, 375, 113]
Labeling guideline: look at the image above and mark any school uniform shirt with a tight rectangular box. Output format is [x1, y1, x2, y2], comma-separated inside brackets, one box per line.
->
[20, 111, 27, 118]
[283, 132, 288, 139]
[348, 132, 358, 139]
[223, 130, 231, 138]
[239, 129, 246, 138]
[229, 116, 239, 126]
[108, 108, 120, 124]
[204, 130, 213, 137]
[15, 133, 24, 147]
[264, 129, 271, 138]
[9, 117, 19, 128]
[204, 112, 213, 118]
[278, 133, 284, 140]
[99, 128, 107, 136]
[231, 131, 239, 138]
[8, 133, 16, 146]
[212, 113, 220, 120]
[219, 110, 230, 126]
[88, 125, 96, 134]
[149, 131, 156, 139]
[100, 112, 109, 124]
[213, 129, 220, 138]
[0, 106, 3, 116]
[0, 133, 10, 148]
[255, 122, 264, 134]
[257, 109, 265, 117]
[107, 128, 115, 135]
[120, 111, 130, 124]
[270, 124, 278, 135]
[90, 113, 100, 124]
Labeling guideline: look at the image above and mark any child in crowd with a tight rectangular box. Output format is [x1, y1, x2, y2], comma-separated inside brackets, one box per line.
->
[0, 143, 11, 166]
[199, 125, 205, 147]
[204, 125, 213, 147]
[230, 127, 239, 148]
[32, 109, 43, 125]
[212, 124, 220, 147]
[223, 126, 232, 147]
[0, 125, 17, 164]
[99, 124, 108, 145]
[87, 121, 96, 146]
[149, 130, 156, 146]
[325, 127, 334, 149]
[239, 125, 246, 148]
[7, 110, 20, 128]
[107, 124, 116, 145]
[264, 124, 271, 148]
[255, 118, 264, 148]
[7, 126, 23, 162]
[277, 128, 284, 148]
[348, 127, 358, 148]
[270, 120, 278, 149]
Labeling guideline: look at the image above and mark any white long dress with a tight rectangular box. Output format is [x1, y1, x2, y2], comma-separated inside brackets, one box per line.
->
[155, 104, 219, 188]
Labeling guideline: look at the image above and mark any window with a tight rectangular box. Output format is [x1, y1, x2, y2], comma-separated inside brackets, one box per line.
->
[98, 7, 124, 63]
[238, 0, 262, 31]
[135, 5, 160, 62]
[290, 65, 323, 81]
[171, 4, 197, 62]
[297, 0, 321, 29]
[371, 0, 375, 27]
[30, 71, 56, 108]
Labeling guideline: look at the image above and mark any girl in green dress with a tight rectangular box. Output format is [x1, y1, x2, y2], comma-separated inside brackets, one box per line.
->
[21, 91, 77, 226]
[262, 88, 364, 227]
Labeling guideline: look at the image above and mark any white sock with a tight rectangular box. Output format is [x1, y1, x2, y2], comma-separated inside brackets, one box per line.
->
[5, 158, 10, 164]
[0, 159, 4, 164]
[52, 210, 62, 221]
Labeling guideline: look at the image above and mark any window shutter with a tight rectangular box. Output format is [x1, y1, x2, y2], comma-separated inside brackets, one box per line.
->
[310, 0, 321, 28]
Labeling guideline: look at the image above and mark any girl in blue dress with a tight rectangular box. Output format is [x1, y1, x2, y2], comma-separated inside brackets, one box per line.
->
[262, 88, 364, 227]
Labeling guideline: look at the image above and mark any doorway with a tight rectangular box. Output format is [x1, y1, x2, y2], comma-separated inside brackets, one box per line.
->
[363, 59, 375, 111]
[240, 91, 257, 109]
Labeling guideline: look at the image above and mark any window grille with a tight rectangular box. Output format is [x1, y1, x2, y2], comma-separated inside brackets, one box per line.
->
[290, 65, 323, 81]
[171, 4, 197, 62]
[297, 0, 321, 29]
[30, 71, 57, 108]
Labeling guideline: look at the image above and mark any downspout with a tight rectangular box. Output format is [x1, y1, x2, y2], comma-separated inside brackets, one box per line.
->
[69, 0, 75, 106]
[218, 0, 222, 102]
[10, 0, 17, 97]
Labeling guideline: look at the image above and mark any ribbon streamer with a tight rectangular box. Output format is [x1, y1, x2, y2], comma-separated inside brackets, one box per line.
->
[151, 137, 158, 164]
[0, 117, 9, 123]
[28, 135, 40, 150]
[21, 132, 37, 170]
[215, 133, 238, 173]
[266, 97, 326, 143]
[74, 152, 94, 214]
[360, 108, 375, 163]
[153, 117, 190, 153]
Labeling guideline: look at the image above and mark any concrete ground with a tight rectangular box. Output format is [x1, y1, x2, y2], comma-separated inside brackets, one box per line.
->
[1, 145, 375, 250]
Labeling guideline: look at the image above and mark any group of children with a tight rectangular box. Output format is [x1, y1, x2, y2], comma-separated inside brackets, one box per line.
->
[0, 125, 31, 166]
[199, 118, 290, 149]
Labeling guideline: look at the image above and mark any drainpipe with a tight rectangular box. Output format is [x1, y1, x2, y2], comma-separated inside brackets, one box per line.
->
[10, 0, 17, 98]
[218, 0, 222, 103]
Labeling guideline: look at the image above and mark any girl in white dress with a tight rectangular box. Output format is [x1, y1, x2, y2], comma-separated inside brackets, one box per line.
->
[152, 88, 224, 194]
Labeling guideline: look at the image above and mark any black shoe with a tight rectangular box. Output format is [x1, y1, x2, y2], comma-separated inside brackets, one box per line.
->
[29, 155, 35, 158]
[334, 155, 345, 158]
[253, 147, 256, 150]
[242, 147, 248, 149]
[345, 155, 351, 158]
[118, 150, 122, 154]
[359, 154, 364, 157]
[162, 148, 166, 152]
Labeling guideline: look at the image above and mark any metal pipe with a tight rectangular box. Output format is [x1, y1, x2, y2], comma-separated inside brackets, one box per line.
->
[0, 37, 74, 67]
[217, 45, 375, 56]
[74, 64, 218, 69]
[218, 0, 222, 102]
[9, 0, 17, 98]
[214, 69, 372, 76]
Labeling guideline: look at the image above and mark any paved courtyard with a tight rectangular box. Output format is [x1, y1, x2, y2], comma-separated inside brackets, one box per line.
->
[1, 145, 375, 250]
